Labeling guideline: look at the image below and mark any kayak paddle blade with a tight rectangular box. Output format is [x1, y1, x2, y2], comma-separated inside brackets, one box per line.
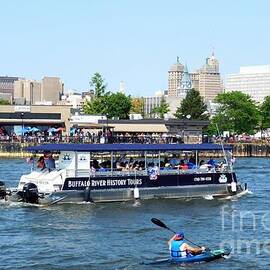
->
[151, 218, 169, 229]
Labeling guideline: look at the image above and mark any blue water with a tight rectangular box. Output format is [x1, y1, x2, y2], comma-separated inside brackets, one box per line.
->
[0, 158, 270, 270]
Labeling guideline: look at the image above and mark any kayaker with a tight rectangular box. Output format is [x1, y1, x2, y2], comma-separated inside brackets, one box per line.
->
[168, 232, 205, 258]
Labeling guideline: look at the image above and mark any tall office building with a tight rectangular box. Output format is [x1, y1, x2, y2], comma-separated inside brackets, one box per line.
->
[167, 52, 222, 102]
[197, 52, 222, 102]
[226, 65, 270, 103]
[0, 76, 21, 102]
[168, 57, 184, 96]
[14, 80, 41, 105]
[14, 76, 64, 105]
[41, 77, 64, 104]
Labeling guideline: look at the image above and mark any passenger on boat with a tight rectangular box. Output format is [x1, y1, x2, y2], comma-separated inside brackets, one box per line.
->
[170, 155, 179, 168]
[46, 154, 56, 172]
[131, 161, 140, 171]
[168, 232, 205, 259]
[207, 157, 216, 168]
[187, 157, 196, 169]
[199, 160, 210, 171]
[178, 160, 188, 170]
[148, 163, 159, 180]
[163, 163, 171, 170]
[93, 159, 100, 169]
[37, 156, 46, 171]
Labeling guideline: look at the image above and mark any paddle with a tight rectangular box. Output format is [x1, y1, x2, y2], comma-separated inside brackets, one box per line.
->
[151, 218, 202, 248]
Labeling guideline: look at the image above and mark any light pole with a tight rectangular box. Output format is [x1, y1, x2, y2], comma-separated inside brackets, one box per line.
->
[20, 112, 24, 143]
[182, 114, 191, 143]
[106, 114, 109, 143]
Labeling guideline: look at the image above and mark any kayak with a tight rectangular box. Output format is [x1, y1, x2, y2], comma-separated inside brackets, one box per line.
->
[144, 249, 231, 265]
[170, 249, 231, 264]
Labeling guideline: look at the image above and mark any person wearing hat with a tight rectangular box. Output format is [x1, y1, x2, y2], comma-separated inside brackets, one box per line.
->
[168, 232, 205, 259]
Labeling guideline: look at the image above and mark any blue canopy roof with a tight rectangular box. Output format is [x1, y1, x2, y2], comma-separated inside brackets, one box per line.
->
[26, 143, 232, 152]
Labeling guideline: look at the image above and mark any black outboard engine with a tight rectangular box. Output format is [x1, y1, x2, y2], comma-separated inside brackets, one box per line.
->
[22, 183, 39, 204]
[0, 181, 7, 200]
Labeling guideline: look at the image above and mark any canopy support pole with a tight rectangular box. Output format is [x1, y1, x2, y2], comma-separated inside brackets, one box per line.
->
[111, 151, 113, 176]
[158, 150, 161, 169]
[75, 151, 78, 177]
[195, 150, 198, 169]
[144, 151, 147, 172]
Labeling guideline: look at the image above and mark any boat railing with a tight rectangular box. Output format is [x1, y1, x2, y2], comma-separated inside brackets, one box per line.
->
[65, 166, 231, 178]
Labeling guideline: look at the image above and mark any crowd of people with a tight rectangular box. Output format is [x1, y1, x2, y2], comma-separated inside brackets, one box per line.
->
[0, 129, 184, 144]
[86, 155, 228, 174]
[2, 125, 268, 146]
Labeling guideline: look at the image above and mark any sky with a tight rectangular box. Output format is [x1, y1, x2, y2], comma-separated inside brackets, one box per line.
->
[1, 0, 270, 96]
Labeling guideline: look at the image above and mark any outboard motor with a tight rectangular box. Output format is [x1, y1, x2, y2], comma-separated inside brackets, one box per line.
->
[22, 183, 39, 204]
[0, 181, 7, 200]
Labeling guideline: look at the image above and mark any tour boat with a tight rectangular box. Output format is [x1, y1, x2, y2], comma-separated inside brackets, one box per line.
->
[6, 143, 248, 204]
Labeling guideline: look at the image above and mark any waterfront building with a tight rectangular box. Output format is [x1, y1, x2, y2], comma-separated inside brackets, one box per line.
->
[98, 118, 209, 143]
[226, 65, 270, 103]
[0, 76, 21, 101]
[0, 104, 71, 135]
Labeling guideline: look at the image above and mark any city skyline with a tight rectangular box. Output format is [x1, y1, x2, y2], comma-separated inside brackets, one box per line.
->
[1, 0, 270, 96]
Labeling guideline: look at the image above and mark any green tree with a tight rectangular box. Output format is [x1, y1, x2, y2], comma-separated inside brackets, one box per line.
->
[174, 89, 208, 120]
[151, 97, 170, 118]
[107, 92, 132, 119]
[260, 96, 270, 132]
[208, 91, 260, 135]
[131, 97, 144, 115]
[90, 72, 107, 97]
[83, 93, 110, 115]
[83, 73, 110, 115]
[0, 99, 10, 105]
[83, 73, 132, 119]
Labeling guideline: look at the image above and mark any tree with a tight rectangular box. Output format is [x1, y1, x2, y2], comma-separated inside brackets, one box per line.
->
[151, 97, 170, 118]
[174, 89, 208, 120]
[107, 92, 132, 119]
[83, 73, 132, 119]
[0, 99, 10, 105]
[83, 73, 110, 115]
[260, 96, 270, 132]
[131, 97, 144, 115]
[83, 93, 110, 115]
[90, 73, 107, 97]
[208, 91, 260, 135]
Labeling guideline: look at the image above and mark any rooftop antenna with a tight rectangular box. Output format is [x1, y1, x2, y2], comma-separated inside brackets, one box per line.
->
[211, 46, 215, 57]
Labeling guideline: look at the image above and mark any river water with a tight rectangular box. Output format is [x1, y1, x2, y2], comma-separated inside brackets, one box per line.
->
[0, 158, 269, 270]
